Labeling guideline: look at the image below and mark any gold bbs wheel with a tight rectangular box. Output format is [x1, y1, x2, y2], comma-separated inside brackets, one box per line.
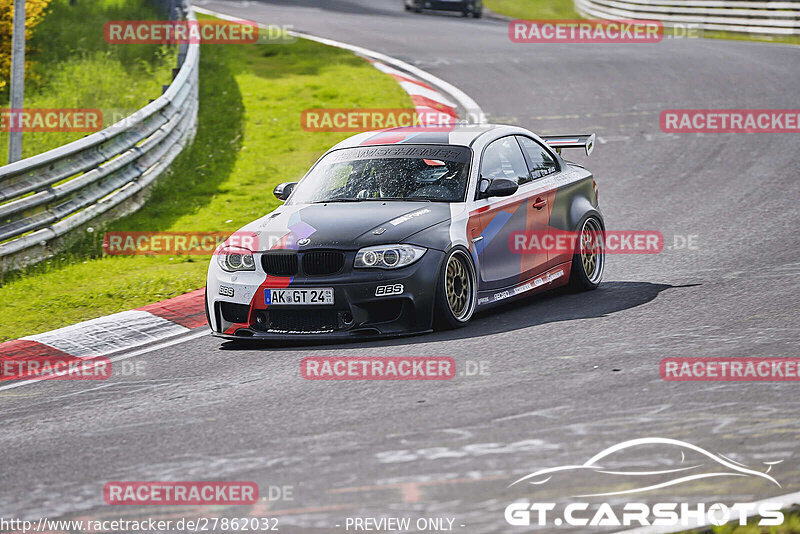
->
[445, 250, 474, 321]
[580, 217, 605, 284]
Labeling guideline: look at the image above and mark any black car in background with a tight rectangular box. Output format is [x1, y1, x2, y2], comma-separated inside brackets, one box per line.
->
[405, 0, 483, 17]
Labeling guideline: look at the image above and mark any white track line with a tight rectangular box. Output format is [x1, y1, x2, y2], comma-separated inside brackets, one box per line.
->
[616, 490, 800, 534]
[0, 329, 208, 392]
[371, 61, 430, 87]
[193, 6, 486, 123]
[397, 81, 458, 108]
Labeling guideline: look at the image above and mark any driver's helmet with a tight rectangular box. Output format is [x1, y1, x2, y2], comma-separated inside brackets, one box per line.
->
[375, 166, 409, 197]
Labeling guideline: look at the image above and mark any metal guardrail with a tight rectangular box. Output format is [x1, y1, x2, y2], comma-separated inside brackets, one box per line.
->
[0, 1, 200, 272]
[575, 0, 800, 34]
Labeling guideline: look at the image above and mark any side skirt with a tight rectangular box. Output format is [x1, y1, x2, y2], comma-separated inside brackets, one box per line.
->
[475, 262, 572, 310]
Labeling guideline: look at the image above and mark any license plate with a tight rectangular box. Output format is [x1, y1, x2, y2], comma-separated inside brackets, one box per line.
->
[265, 288, 334, 305]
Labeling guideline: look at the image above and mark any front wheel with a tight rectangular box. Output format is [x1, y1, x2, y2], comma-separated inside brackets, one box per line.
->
[434, 248, 477, 329]
[463, 2, 479, 16]
[568, 216, 605, 291]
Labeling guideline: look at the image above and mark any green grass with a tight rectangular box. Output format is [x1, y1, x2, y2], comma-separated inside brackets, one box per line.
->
[484, 0, 799, 44]
[0, 0, 177, 165]
[484, 0, 580, 20]
[675, 509, 800, 533]
[696, 29, 799, 46]
[0, 19, 411, 342]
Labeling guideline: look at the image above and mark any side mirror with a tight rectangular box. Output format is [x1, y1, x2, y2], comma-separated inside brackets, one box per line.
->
[481, 177, 518, 199]
[273, 182, 296, 201]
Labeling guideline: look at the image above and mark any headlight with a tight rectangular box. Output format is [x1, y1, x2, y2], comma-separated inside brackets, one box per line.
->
[354, 244, 426, 269]
[217, 246, 256, 272]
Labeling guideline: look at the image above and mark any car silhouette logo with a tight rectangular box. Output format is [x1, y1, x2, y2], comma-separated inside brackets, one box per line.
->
[509, 437, 782, 498]
[297, 238, 311, 246]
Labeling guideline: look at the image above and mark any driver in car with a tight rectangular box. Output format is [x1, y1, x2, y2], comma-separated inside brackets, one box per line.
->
[357, 166, 411, 198]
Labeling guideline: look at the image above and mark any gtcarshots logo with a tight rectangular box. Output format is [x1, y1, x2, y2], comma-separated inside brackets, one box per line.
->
[505, 438, 785, 529]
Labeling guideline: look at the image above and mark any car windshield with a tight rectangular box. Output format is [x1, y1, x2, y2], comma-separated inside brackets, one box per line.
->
[287, 144, 471, 204]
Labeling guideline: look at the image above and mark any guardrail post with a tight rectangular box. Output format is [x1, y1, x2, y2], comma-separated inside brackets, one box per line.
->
[8, 0, 27, 164]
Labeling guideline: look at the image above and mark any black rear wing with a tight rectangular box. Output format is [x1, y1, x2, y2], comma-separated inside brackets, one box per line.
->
[541, 134, 595, 156]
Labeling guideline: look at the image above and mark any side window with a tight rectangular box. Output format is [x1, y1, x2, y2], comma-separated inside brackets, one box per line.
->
[479, 137, 529, 191]
[517, 136, 558, 181]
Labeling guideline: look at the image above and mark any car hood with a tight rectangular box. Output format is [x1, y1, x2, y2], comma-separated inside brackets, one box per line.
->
[237, 201, 453, 251]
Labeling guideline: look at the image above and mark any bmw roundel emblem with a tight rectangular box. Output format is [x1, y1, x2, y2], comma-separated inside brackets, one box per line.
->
[297, 238, 311, 246]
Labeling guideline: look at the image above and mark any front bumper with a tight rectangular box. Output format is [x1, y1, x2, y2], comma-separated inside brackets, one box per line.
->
[207, 249, 444, 340]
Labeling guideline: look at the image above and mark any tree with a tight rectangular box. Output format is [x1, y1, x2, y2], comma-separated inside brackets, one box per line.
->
[0, 0, 50, 93]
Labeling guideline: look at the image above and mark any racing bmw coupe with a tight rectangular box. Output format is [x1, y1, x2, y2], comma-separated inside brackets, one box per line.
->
[405, 0, 483, 17]
[206, 124, 603, 340]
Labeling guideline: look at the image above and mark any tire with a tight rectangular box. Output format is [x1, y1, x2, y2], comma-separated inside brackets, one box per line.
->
[463, 2, 477, 16]
[434, 248, 477, 329]
[568, 216, 605, 291]
[474, 9, 483, 18]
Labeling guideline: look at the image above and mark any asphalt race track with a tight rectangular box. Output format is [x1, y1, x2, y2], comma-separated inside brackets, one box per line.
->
[2, 1, 799, 532]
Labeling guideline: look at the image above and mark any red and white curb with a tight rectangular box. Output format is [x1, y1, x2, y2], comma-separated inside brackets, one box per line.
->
[370, 61, 459, 122]
[0, 289, 206, 383]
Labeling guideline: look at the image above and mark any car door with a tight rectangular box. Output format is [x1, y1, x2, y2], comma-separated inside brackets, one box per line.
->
[473, 136, 549, 290]
[516, 135, 561, 270]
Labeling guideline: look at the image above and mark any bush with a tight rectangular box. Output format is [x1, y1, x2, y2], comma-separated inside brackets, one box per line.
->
[0, 0, 50, 95]
[0, 0, 177, 163]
